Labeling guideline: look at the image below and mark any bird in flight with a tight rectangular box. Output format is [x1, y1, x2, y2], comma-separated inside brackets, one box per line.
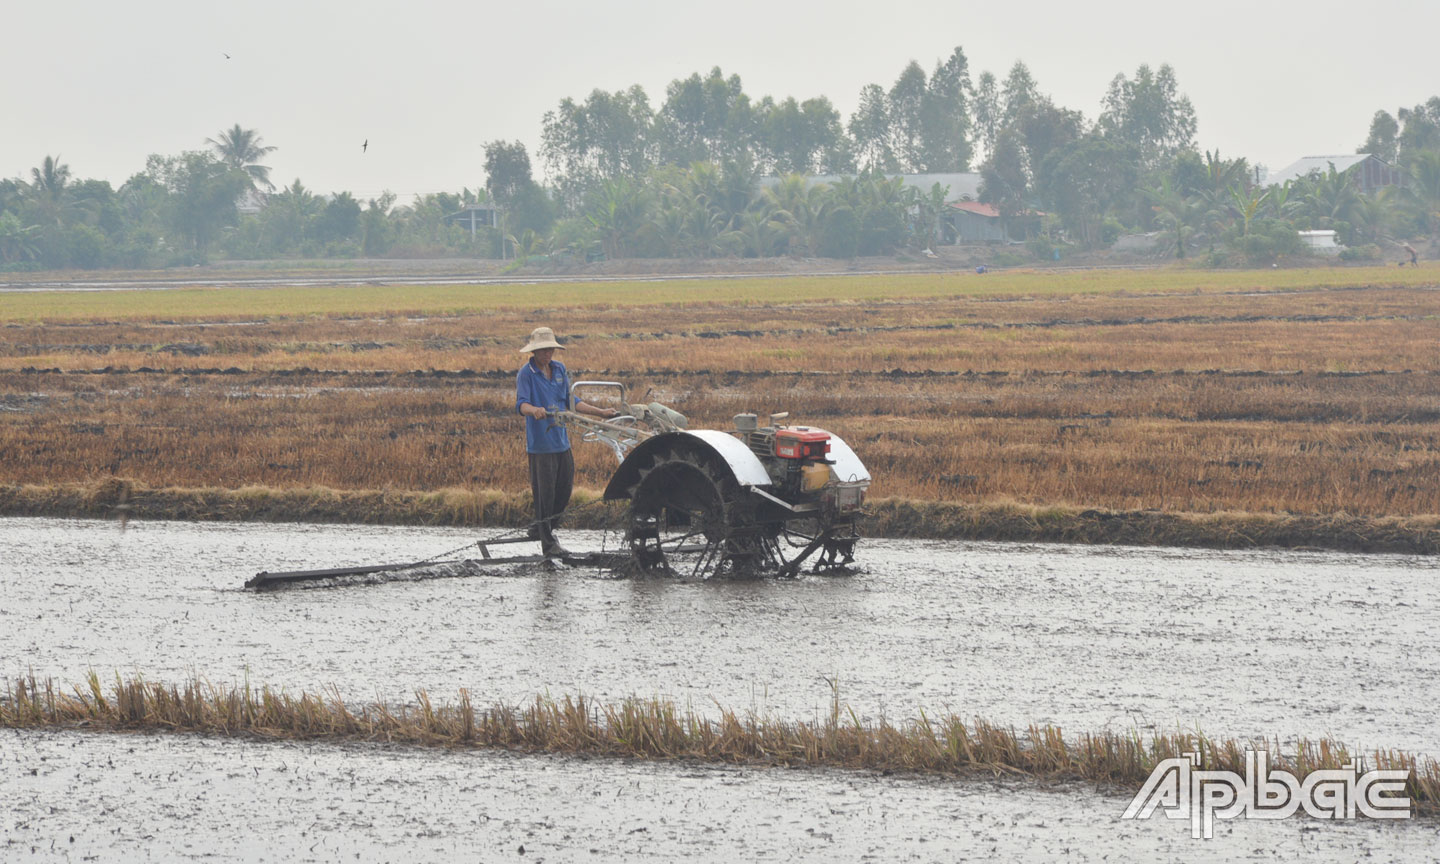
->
[223, 52, 231, 59]
[362, 139, 368, 153]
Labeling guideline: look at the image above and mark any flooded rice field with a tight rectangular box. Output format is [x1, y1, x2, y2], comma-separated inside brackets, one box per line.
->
[3, 517, 1438, 860]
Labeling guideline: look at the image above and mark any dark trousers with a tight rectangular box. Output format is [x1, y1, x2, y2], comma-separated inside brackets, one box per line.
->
[528, 449, 574, 547]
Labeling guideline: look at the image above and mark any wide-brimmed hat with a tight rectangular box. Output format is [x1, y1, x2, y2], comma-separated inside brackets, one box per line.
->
[519, 326, 565, 353]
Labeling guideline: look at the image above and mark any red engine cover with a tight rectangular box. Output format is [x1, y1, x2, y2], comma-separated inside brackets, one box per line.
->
[774, 427, 831, 460]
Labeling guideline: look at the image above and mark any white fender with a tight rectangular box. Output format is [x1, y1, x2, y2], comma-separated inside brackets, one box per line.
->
[823, 433, 870, 484]
[681, 430, 773, 487]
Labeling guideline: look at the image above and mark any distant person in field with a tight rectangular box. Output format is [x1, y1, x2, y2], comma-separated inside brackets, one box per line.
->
[515, 326, 619, 558]
[1404, 244, 1418, 266]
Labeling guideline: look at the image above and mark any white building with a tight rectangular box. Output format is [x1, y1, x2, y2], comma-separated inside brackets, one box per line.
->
[1298, 229, 1341, 254]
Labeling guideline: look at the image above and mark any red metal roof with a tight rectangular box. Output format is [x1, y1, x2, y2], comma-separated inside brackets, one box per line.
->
[948, 201, 1002, 218]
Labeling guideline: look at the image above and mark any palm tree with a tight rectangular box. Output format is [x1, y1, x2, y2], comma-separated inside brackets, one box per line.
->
[1144, 177, 1202, 259]
[29, 155, 70, 201]
[764, 173, 832, 255]
[206, 124, 277, 192]
[0, 211, 40, 263]
[734, 205, 787, 258]
[1293, 165, 1361, 237]
[675, 173, 741, 258]
[647, 185, 689, 257]
[584, 177, 648, 260]
[28, 155, 72, 226]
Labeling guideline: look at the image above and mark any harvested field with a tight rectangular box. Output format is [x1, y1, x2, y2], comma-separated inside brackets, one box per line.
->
[0, 268, 1437, 548]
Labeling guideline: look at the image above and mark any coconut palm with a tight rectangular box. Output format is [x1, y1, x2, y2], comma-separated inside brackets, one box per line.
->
[27, 155, 72, 226]
[1293, 165, 1361, 234]
[206, 124, 277, 192]
[584, 177, 649, 260]
[647, 185, 689, 257]
[764, 173, 833, 255]
[0, 211, 40, 263]
[734, 205, 787, 258]
[1144, 177, 1202, 258]
[29, 155, 70, 201]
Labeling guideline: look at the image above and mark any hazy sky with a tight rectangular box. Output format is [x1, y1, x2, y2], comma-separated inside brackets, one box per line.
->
[6, 0, 1436, 204]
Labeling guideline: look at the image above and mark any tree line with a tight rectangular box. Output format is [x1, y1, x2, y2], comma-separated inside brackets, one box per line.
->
[3, 53, 1439, 270]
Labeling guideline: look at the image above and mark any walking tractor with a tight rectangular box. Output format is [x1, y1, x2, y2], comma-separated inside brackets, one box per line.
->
[246, 381, 869, 588]
[558, 381, 870, 579]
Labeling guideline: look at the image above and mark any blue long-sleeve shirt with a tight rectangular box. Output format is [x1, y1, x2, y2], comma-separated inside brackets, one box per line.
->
[515, 359, 572, 454]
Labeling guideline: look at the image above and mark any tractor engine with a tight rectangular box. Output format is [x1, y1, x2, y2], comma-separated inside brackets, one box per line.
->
[732, 414, 868, 519]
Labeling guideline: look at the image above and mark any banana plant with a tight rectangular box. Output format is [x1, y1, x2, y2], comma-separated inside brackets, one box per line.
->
[1228, 184, 1270, 238]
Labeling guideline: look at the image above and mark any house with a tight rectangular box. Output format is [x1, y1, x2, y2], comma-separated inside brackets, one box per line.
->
[946, 201, 1012, 244]
[444, 203, 503, 238]
[1262, 154, 1402, 195]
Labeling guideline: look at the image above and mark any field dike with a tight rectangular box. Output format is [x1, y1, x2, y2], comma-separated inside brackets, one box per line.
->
[1, 478, 1437, 554]
[3, 674, 1434, 818]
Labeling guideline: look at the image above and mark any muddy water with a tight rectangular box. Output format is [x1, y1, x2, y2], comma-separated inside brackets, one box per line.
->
[3, 517, 1438, 860]
[6, 728, 1437, 863]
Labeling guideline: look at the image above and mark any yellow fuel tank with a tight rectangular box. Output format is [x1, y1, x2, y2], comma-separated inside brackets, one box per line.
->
[802, 463, 830, 492]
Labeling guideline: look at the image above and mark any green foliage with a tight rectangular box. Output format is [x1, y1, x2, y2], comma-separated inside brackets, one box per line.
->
[1038, 134, 1141, 246]
[979, 127, 1028, 226]
[1360, 111, 1400, 162]
[206, 124, 276, 192]
[541, 85, 655, 209]
[0, 210, 40, 264]
[1100, 217, 1125, 246]
[361, 194, 395, 256]
[146, 151, 249, 257]
[757, 96, 850, 175]
[1098, 63, 1197, 170]
[848, 84, 896, 173]
[317, 192, 361, 245]
[482, 140, 532, 206]
[1396, 98, 1440, 163]
[1287, 164, 1364, 244]
[1226, 217, 1304, 265]
[11, 82, 1438, 271]
[1025, 235, 1054, 259]
[863, 48, 975, 174]
[1338, 243, 1381, 261]
[917, 47, 974, 172]
[67, 223, 109, 269]
[818, 205, 859, 258]
[1144, 177, 1205, 258]
[656, 67, 755, 166]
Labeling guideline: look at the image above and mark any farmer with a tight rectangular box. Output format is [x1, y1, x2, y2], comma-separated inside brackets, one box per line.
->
[515, 326, 619, 557]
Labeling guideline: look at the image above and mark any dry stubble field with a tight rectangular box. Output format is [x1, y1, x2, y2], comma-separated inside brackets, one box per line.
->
[1, 265, 1437, 550]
